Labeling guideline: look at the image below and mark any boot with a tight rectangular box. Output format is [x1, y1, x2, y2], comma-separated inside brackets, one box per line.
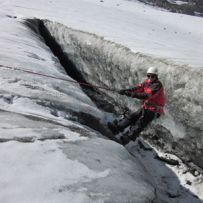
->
[107, 121, 120, 135]
[120, 130, 140, 145]
[128, 131, 139, 141]
[120, 134, 132, 145]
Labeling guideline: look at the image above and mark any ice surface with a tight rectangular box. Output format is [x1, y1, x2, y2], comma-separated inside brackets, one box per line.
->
[43, 20, 203, 168]
[0, 0, 203, 202]
[0, 14, 157, 203]
[4, 0, 203, 68]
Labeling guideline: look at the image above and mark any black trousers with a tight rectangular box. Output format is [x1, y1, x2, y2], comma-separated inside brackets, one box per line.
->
[117, 108, 159, 140]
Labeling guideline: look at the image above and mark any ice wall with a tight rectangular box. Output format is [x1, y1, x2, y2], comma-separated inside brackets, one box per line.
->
[41, 20, 203, 168]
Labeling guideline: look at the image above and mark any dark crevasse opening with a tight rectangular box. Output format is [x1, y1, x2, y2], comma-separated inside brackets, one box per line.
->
[23, 18, 122, 144]
[23, 18, 119, 115]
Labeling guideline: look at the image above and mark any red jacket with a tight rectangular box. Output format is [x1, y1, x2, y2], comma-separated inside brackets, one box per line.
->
[130, 79, 166, 115]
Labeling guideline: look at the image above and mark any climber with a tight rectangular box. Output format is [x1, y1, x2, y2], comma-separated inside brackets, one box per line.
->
[108, 67, 166, 145]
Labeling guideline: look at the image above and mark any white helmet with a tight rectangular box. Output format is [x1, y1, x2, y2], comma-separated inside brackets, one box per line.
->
[147, 67, 158, 75]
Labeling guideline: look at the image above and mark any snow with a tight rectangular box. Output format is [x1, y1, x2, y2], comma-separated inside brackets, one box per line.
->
[0, 11, 156, 203]
[0, 0, 203, 202]
[0, 140, 110, 203]
[2, 0, 203, 68]
[0, 111, 156, 203]
[128, 139, 203, 202]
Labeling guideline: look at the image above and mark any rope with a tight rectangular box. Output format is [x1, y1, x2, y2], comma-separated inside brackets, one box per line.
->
[0, 64, 118, 92]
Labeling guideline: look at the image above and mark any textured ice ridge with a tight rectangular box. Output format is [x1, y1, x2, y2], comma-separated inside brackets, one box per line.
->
[35, 19, 202, 169]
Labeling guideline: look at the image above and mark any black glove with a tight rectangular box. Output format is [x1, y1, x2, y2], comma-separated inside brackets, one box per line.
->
[118, 89, 132, 96]
[131, 92, 148, 99]
[118, 89, 128, 95]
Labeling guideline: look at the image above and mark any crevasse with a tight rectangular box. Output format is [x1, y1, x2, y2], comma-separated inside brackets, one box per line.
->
[26, 19, 203, 169]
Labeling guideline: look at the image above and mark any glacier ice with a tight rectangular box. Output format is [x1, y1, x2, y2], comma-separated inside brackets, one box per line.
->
[41, 19, 203, 169]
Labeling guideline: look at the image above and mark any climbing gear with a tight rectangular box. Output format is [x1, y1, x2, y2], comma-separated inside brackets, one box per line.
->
[132, 79, 165, 115]
[147, 67, 158, 75]
[0, 64, 118, 93]
[142, 83, 165, 115]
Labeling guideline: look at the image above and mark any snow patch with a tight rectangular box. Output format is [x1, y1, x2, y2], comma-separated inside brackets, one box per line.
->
[0, 140, 110, 203]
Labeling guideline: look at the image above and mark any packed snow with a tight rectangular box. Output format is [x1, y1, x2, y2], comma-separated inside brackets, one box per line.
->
[0, 0, 203, 202]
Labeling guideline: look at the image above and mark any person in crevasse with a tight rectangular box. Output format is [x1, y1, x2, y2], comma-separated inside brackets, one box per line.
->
[108, 67, 166, 146]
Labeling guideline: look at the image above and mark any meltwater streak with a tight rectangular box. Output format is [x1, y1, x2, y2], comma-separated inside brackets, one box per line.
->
[29, 19, 203, 168]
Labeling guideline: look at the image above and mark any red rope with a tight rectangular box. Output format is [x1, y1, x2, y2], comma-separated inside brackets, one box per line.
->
[0, 64, 118, 92]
